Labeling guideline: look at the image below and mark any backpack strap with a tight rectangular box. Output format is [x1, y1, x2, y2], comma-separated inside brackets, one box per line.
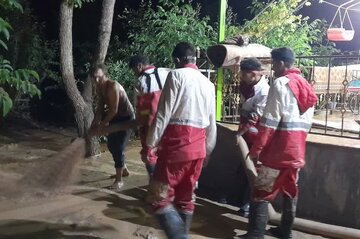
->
[143, 72, 152, 93]
[154, 68, 163, 90]
[143, 68, 162, 93]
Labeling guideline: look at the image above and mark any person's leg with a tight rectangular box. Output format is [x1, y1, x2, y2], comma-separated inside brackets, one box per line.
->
[269, 168, 299, 239]
[239, 165, 282, 239]
[107, 133, 124, 190]
[107, 130, 131, 190]
[174, 158, 204, 234]
[147, 160, 187, 239]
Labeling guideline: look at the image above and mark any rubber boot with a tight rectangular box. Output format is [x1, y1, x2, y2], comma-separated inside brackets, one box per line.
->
[179, 211, 193, 234]
[238, 201, 269, 239]
[156, 206, 187, 239]
[269, 196, 297, 239]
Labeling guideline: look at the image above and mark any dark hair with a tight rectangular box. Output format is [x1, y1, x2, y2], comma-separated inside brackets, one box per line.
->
[240, 57, 262, 71]
[271, 47, 295, 67]
[128, 55, 149, 68]
[172, 42, 196, 60]
[90, 63, 107, 76]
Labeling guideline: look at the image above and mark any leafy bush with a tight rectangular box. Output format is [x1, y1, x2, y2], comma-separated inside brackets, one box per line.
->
[107, 59, 135, 101]
[116, 0, 216, 67]
[0, 0, 41, 117]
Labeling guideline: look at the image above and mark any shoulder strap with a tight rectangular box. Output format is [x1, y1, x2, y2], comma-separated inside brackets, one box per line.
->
[143, 73, 152, 93]
[143, 68, 162, 93]
[154, 68, 163, 90]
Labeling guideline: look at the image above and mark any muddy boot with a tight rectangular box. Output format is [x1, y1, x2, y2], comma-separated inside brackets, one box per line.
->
[156, 206, 187, 239]
[179, 211, 193, 234]
[269, 196, 297, 239]
[238, 201, 269, 239]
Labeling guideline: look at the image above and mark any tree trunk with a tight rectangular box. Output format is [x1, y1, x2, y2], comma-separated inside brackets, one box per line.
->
[82, 0, 117, 104]
[59, 0, 99, 157]
[94, 0, 116, 65]
[81, 0, 117, 156]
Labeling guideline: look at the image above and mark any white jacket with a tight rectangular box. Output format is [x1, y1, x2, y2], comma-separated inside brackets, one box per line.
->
[146, 66, 217, 161]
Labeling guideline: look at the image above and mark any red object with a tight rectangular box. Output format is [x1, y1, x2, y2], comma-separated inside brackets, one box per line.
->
[253, 167, 299, 201]
[136, 68, 163, 164]
[158, 125, 207, 163]
[151, 158, 204, 212]
[327, 28, 355, 41]
[250, 69, 316, 169]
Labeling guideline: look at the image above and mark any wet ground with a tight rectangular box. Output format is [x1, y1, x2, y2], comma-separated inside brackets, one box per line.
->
[0, 120, 327, 239]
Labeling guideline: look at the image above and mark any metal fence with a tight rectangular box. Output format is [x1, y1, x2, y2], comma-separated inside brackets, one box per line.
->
[219, 55, 360, 139]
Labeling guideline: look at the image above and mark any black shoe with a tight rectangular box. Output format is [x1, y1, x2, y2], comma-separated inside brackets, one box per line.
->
[268, 226, 293, 239]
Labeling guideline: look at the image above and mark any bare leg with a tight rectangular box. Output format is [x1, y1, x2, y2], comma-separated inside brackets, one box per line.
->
[109, 167, 124, 191]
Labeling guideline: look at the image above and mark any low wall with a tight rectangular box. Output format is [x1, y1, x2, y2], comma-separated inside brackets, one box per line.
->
[199, 123, 360, 229]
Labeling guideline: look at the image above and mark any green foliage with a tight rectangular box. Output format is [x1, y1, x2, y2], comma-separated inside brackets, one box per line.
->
[107, 60, 134, 101]
[119, 0, 216, 67]
[1, 4, 60, 81]
[230, 0, 338, 56]
[0, 0, 41, 117]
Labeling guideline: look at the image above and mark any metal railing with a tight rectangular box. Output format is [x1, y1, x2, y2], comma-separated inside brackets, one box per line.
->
[220, 55, 360, 139]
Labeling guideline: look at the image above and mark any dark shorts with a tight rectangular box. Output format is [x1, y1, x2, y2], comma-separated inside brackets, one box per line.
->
[107, 115, 133, 168]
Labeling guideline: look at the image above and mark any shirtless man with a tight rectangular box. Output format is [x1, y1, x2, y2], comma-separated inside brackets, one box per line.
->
[89, 64, 135, 191]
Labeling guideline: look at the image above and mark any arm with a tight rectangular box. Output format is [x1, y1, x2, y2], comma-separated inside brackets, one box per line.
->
[206, 86, 217, 156]
[238, 94, 268, 135]
[249, 82, 283, 159]
[146, 72, 179, 148]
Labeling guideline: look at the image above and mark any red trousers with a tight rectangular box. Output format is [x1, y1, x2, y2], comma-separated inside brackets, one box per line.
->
[147, 158, 204, 213]
[252, 165, 299, 201]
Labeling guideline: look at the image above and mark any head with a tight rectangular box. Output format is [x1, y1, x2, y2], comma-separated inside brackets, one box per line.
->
[271, 47, 295, 78]
[172, 42, 196, 68]
[90, 64, 107, 84]
[128, 55, 150, 77]
[239, 57, 263, 85]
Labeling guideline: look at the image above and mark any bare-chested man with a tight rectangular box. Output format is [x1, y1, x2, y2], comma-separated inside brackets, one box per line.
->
[89, 64, 135, 191]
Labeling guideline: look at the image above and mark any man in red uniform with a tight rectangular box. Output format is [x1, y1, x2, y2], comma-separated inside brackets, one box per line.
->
[146, 42, 217, 239]
[236, 58, 269, 218]
[129, 55, 170, 178]
[240, 47, 317, 239]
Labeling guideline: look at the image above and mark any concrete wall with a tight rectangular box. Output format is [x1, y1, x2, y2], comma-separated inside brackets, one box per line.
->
[199, 123, 360, 229]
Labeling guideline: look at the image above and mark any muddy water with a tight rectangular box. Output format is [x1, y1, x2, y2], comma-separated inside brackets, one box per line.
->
[0, 138, 85, 201]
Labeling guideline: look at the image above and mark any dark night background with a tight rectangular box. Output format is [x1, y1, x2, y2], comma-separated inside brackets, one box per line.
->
[28, 0, 360, 52]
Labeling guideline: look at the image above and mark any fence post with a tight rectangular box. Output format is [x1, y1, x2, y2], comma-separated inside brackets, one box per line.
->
[216, 0, 227, 121]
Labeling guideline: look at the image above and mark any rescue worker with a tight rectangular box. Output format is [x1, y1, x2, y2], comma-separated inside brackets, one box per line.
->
[236, 57, 270, 217]
[146, 42, 217, 239]
[89, 64, 135, 191]
[129, 55, 170, 178]
[240, 47, 317, 239]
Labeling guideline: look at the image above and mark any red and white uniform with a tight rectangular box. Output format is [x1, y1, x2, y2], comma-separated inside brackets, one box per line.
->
[249, 68, 317, 201]
[146, 64, 217, 213]
[238, 76, 269, 147]
[135, 66, 170, 164]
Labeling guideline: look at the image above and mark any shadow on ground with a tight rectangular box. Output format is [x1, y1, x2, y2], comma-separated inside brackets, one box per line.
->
[73, 185, 250, 239]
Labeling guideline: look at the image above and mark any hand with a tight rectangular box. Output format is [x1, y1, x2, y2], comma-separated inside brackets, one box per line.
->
[248, 112, 259, 125]
[142, 147, 157, 164]
[88, 125, 100, 136]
